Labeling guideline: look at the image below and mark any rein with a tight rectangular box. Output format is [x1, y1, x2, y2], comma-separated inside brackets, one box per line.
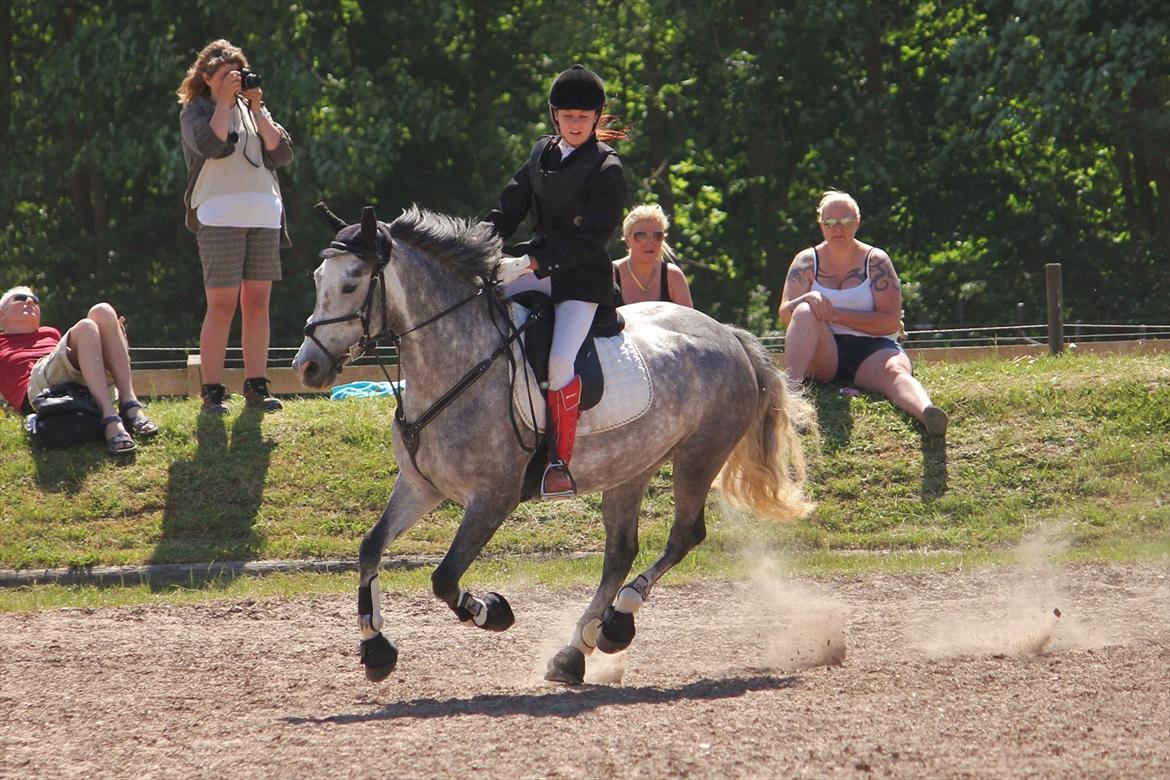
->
[303, 242, 544, 477]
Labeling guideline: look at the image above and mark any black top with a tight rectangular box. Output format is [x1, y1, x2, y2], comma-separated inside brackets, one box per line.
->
[481, 135, 626, 305]
[614, 261, 673, 306]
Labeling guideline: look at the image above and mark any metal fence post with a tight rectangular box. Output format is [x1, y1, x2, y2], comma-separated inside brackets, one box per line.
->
[1046, 263, 1064, 355]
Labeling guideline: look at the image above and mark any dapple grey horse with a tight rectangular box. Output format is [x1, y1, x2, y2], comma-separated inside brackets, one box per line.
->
[293, 204, 812, 685]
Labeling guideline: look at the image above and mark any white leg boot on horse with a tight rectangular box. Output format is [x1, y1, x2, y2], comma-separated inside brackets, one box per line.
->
[541, 375, 582, 500]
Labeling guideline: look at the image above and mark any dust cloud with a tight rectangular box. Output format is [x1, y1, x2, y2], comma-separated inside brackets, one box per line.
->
[910, 524, 1096, 658]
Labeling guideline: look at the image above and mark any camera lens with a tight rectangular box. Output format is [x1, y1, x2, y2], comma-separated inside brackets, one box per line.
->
[240, 69, 262, 89]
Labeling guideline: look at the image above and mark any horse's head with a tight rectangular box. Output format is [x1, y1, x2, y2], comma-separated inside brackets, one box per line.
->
[293, 203, 394, 388]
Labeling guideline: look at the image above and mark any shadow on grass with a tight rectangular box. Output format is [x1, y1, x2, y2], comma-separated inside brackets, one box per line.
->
[807, 383, 854, 453]
[151, 408, 274, 575]
[920, 429, 948, 500]
[284, 672, 797, 724]
[811, 380, 949, 499]
[30, 434, 135, 494]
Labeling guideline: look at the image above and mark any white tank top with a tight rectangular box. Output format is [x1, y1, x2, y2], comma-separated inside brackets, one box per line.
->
[809, 247, 898, 339]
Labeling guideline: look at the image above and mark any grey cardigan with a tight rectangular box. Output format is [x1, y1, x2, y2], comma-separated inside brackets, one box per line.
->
[179, 94, 294, 247]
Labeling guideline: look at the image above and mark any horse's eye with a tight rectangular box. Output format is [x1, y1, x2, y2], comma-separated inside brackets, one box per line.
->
[341, 284, 358, 294]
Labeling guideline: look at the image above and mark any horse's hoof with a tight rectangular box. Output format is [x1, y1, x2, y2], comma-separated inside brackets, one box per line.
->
[544, 646, 585, 685]
[480, 592, 515, 632]
[359, 632, 398, 682]
[596, 606, 635, 654]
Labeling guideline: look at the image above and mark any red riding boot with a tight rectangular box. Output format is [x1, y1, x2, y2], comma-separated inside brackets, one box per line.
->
[542, 375, 582, 499]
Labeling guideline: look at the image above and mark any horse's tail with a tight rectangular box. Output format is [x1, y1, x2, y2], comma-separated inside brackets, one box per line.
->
[717, 327, 817, 521]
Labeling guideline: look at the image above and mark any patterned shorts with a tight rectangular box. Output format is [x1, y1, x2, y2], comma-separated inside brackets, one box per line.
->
[196, 225, 282, 288]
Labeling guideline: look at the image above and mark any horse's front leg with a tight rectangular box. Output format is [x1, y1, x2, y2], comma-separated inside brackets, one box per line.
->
[358, 475, 443, 682]
[545, 479, 648, 685]
[431, 494, 521, 633]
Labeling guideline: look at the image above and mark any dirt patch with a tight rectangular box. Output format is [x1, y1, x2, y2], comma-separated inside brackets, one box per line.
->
[2, 561, 1167, 779]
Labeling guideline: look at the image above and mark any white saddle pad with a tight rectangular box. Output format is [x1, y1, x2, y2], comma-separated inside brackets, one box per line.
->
[509, 302, 653, 436]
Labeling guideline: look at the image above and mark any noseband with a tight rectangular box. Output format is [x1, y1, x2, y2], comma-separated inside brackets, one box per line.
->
[302, 235, 392, 377]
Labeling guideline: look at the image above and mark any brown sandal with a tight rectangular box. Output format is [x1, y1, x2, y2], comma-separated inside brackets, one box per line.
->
[101, 415, 136, 456]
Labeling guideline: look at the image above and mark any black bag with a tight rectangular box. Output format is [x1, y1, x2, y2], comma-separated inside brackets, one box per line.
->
[27, 382, 105, 447]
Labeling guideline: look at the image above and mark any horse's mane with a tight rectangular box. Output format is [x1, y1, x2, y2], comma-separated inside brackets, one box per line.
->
[389, 205, 502, 283]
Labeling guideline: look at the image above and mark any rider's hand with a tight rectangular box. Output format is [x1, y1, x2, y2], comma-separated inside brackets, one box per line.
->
[496, 255, 533, 285]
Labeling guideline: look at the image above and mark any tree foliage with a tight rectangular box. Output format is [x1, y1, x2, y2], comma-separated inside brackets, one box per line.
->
[1, 0, 1165, 346]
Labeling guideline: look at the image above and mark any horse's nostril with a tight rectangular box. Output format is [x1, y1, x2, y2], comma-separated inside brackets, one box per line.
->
[304, 360, 318, 375]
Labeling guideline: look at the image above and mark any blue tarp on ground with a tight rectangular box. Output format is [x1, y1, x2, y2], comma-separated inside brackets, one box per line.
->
[329, 380, 404, 400]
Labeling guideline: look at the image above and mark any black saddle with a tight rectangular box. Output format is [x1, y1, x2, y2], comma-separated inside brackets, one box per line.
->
[509, 291, 624, 413]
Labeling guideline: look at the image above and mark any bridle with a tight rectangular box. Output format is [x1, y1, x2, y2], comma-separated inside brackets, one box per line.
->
[301, 233, 392, 378]
[302, 232, 544, 475]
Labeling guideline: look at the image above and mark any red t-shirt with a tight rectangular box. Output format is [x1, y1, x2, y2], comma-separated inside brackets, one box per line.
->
[0, 326, 62, 411]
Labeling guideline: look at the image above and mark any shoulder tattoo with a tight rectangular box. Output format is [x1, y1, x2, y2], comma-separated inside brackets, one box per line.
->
[787, 256, 812, 286]
[870, 257, 900, 292]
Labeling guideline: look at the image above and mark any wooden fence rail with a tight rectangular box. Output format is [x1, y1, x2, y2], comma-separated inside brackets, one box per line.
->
[121, 336, 1168, 399]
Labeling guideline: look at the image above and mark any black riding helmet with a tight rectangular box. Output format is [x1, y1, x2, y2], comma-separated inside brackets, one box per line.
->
[548, 64, 606, 110]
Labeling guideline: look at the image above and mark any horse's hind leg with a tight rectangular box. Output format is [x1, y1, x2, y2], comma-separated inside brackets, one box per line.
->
[358, 475, 443, 682]
[596, 448, 730, 659]
[546, 478, 648, 685]
[431, 494, 521, 632]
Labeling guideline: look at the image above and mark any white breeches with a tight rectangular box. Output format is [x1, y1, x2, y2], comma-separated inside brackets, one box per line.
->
[504, 273, 598, 391]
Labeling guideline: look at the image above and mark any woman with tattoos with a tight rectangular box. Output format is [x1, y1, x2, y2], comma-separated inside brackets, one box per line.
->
[777, 190, 948, 436]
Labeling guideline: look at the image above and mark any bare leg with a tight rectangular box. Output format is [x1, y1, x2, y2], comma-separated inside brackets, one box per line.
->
[782, 303, 838, 384]
[239, 279, 273, 379]
[853, 349, 936, 422]
[65, 319, 125, 440]
[200, 286, 239, 386]
[87, 304, 137, 406]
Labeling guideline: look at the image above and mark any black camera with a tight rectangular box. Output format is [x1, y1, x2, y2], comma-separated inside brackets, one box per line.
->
[239, 68, 262, 90]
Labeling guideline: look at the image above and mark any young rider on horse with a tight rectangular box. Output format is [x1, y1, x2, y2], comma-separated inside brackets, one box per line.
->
[483, 64, 628, 499]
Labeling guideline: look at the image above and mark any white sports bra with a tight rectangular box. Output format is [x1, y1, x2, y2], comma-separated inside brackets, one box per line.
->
[809, 247, 898, 339]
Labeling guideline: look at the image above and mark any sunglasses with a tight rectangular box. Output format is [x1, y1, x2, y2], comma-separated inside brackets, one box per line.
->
[9, 293, 39, 305]
[632, 230, 666, 244]
[820, 217, 858, 228]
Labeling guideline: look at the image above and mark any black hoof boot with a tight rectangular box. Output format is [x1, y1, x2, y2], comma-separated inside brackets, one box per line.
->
[480, 592, 516, 632]
[544, 645, 586, 685]
[596, 606, 636, 654]
[359, 632, 398, 682]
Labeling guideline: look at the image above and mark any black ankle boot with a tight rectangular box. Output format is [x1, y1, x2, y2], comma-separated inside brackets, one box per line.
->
[200, 383, 229, 415]
[243, 377, 283, 412]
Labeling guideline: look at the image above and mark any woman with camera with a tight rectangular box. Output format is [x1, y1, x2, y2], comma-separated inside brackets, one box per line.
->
[178, 39, 292, 415]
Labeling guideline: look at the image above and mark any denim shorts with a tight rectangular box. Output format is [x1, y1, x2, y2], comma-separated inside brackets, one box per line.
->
[833, 334, 903, 384]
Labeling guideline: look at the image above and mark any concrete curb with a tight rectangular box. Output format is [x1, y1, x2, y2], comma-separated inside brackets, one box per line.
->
[0, 552, 597, 588]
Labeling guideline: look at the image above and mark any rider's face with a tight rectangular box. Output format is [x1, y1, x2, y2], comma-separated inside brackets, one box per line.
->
[554, 109, 598, 147]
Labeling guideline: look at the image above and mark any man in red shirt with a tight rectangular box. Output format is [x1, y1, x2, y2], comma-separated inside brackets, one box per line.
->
[0, 286, 157, 454]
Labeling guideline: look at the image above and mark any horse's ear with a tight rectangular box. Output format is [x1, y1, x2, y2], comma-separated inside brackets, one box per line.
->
[360, 206, 378, 247]
[314, 202, 347, 232]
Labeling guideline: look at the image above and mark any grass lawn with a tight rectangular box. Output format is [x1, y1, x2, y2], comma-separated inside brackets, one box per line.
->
[1, 352, 1166, 608]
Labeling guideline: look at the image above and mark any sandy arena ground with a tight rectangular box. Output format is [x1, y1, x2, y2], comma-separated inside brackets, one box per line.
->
[2, 560, 1167, 779]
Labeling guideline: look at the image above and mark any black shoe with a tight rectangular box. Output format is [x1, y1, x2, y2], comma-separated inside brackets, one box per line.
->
[200, 383, 229, 415]
[243, 377, 283, 412]
[923, 405, 949, 436]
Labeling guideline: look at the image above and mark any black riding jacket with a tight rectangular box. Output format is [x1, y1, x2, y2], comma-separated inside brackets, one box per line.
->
[481, 135, 626, 305]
